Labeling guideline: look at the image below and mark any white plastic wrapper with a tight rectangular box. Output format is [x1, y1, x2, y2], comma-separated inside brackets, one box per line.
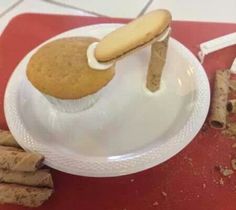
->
[198, 32, 236, 63]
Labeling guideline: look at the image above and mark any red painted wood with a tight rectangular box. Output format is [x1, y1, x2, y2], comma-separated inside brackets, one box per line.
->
[0, 14, 236, 210]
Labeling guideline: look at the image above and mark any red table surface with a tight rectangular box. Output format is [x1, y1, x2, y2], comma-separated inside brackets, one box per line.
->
[0, 14, 236, 210]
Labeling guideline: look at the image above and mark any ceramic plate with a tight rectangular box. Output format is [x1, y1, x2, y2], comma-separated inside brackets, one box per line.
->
[4, 24, 210, 177]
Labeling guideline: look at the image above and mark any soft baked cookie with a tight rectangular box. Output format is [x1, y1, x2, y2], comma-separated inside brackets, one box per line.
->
[95, 9, 172, 62]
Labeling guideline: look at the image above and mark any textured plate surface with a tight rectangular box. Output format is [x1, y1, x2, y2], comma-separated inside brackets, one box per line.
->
[4, 24, 210, 177]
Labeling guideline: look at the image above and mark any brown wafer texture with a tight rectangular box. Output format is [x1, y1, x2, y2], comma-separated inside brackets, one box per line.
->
[0, 129, 20, 147]
[146, 34, 170, 91]
[209, 69, 230, 129]
[0, 183, 53, 207]
[0, 169, 53, 188]
[0, 150, 44, 172]
[0, 145, 23, 152]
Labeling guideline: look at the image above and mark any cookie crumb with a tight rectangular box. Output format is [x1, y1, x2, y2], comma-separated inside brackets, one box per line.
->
[161, 191, 167, 197]
[153, 201, 159, 206]
[184, 156, 192, 161]
[193, 171, 198, 176]
[184, 156, 193, 166]
[202, 183, 206, 189]
[221, 168, 234, 176]
[213, 178, 218, 184]
[219, 178, 224, 185]
[222, 123, 236, 138]
[216, 165, 234, 176]
[231, 159, 236, 170]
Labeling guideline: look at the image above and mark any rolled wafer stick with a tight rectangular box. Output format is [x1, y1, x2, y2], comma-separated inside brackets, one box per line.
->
[0, 129, 20, 147]
[227, 99, 236, 113]
[0, 183, 53, 207]
[0, 150, 44, 172]
[146, 35, 169, 91]
[0, 145, 23, 152]
[209, 69, 230, 129]
[0, 169, 53, 188]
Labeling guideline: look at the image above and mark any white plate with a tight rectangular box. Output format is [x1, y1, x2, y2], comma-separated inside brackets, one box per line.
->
[4, 24, 210, 177]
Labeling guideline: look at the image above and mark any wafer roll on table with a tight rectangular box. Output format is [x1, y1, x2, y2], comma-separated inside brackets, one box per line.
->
[0, 129, 53, 207]
[88, 9, 172, 92]
[0, 169, 53, 188]
[0, 129, 20, 147]
[0, 145, 23, 152]
[209, 69, 230, 129]
[0, 150, 44, 172]
[0, 183, 53, 207]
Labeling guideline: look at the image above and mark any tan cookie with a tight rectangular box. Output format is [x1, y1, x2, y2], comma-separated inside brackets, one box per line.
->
[0, 183, 53, 207]
[95, 9, 172, 62]
[27, 37, 115, 99]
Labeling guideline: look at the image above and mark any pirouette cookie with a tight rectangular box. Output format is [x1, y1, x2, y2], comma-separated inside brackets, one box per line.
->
[209, 69, 230, 129]
[0, 150, 44, 172]
[0, 183, 53, 207]
[146, 32, 170, 92]
[0, 169, 53, 188]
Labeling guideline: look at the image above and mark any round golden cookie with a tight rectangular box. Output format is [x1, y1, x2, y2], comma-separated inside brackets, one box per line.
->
[26, 37, 115, 99]
[95, 9, 172, 62]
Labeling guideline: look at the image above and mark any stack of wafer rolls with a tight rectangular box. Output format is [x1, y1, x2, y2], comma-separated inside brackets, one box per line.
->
[0, 129, 53, 207]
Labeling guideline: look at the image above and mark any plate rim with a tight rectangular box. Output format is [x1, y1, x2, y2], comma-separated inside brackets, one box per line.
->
[4, 23, 210, 177]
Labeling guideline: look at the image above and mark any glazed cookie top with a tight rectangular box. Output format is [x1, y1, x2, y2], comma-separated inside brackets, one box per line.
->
[95, 9, 172, 62]
[26, 37, 115, 99]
